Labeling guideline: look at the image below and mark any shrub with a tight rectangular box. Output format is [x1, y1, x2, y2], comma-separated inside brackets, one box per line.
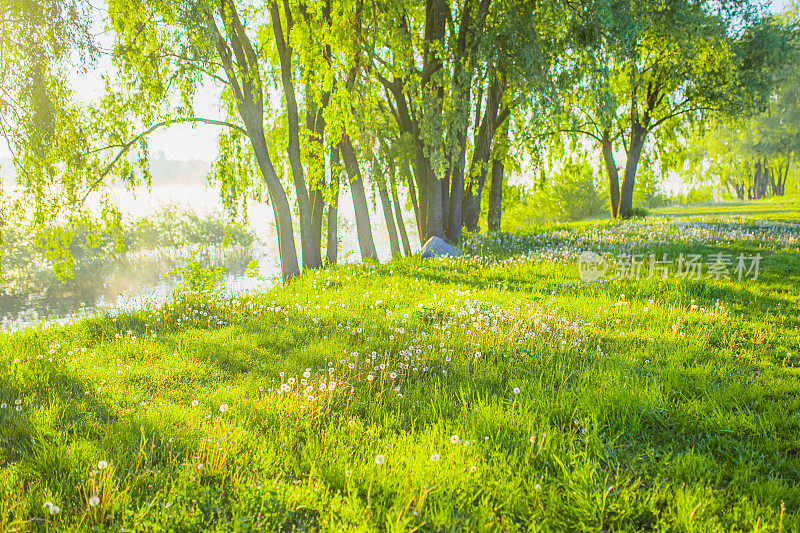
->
[503, 158, 607, 231]
[165, 250, 227, 301]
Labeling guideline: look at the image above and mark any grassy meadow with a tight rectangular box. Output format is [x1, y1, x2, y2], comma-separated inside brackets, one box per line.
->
[1, 199, 799, 531]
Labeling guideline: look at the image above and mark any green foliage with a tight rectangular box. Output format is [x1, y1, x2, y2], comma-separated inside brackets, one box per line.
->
[125, 206, 255, 251]
[552, 0, 798, 216]
[685, 186, 717, 205]
[165, 250, 227, 301]
[1, 206, 256, 294]
[680, 4, 800, 200]
[504, 158, 607, 229]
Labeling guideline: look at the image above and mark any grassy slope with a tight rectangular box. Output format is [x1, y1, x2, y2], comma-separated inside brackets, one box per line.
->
[1, 201, 800, 531]
[651, 194, 800, 221]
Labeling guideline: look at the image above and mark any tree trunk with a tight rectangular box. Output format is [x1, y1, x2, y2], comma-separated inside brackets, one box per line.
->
[462, 71, 505, 231]
[753, 160, 763, 200]
[414, 145, 429, 241]
[406, 168, 422, 244]
[618, 127, 646, 219]
[206, 4, 299, 281]
[340, 135, 378, 262]
[765, 158, 775, 197]
[601, 130, 620, 219]
[417, 0, 448, 242]
[778, 154, 790, 196]
[327, 145, 340, 265]
[308, 145, 326, 265]
[448, 134, 468, 243]
[392, 180, 412, 256]
[270, 1, 320, 269]
[487, 157, 503, 232]
[306, 87, 329, 266]
[726, 178, 745, 200]
[441, 165, 451, 238]
[378, 184, 401, 258]
[380, 76, 426, 243]
[246, 120, 301, 281]
[445, 0, 490, 244]
[426, 162, 445, 241]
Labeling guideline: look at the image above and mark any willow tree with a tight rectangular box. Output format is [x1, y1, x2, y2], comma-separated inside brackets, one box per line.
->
[0, 1, 147, 279]
[375, 119, 414, 257]
[562, 0, 795, 219]
[99, 0, 305, 280]
[684, 3, 800, 201]
[369, 0, 569, 243]
[371, 0, 505, 242]
[683, 66, 800, 200]
[219, 0, 381, 265]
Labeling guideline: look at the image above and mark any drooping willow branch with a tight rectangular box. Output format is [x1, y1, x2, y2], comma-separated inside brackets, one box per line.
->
[77, 116, 247, 206]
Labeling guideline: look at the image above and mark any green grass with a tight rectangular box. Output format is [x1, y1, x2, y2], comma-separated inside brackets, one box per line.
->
[1, 200, 800, 531]
[652, 194, 800, 221]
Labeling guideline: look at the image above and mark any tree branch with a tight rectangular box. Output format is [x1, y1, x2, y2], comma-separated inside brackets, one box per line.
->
[79, 117, 246, 205]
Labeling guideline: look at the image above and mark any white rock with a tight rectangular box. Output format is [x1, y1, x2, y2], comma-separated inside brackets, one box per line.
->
[421, 236, 463, 259]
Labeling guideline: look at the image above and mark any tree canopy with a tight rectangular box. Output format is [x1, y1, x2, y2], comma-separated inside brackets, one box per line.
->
[1, 0, 798, 281]
[559, 0, 795, 218]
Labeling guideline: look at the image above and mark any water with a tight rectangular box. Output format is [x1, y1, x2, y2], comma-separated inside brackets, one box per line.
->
[0, 234, 411, 332]
[0, 179, 420, 332]
[0, 245, 279, 331]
